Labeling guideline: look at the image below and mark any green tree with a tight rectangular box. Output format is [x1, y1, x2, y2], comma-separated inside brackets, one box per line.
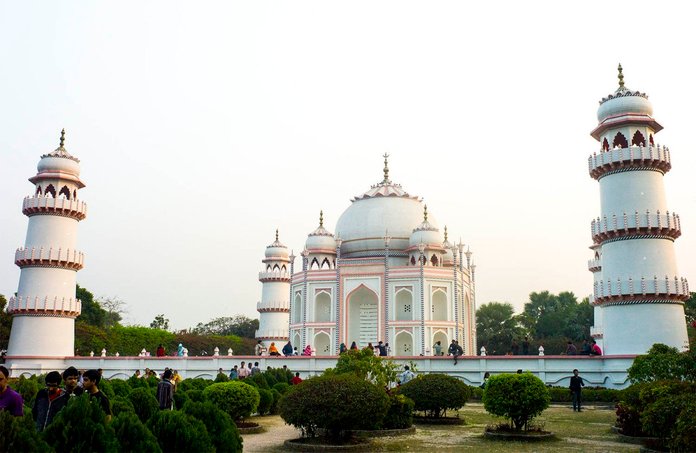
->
[43, 394, 118, 453]
[0, 410, 51, 453]
[192, 315, 259, 338]
[325, 348, 399, 389]
[476, 302, 525, 355]
[98, 296, 126, 329]
[149, 314, 170, 331]
[76, 284, 108, 328]
[111, 412, 162, 453]
[627, 344, 696, 383]
[483, 372, 550, 431]
[0, 294, 12, 350]
[685, 292, 696, 325]
[147, 410, 214, 453]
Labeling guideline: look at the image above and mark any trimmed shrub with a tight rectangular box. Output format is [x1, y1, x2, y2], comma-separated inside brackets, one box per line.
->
[398, 374, 471, 418]
[14, 376, 39, 407]
[257, 388, 273, 415]
[215, 372, 230, 383]
[178, 378, 212, 393]
[278, 374, 390, 440]
[0, 410, 51, 453]
[615, 382, 650, 436]
[186, 389, 204, 402]
[273, 382, 291, 394]
[127, 374, 150, 390]
[128, 387, 159, 423]
[108, 378, 132, 397]
[670, 403, 696, 452]
[482, 372, 550, 431]
[203, 381, 260, 421]
[382, 393, 415, 429]
[111, 395, 135, 416]
[627, 343, 696, 383]
[173, 388, 189, 409]
[111, 411, 162, 453]
[265, 367, 293, 385]
[43, 394, 118, 453]
[247, 373, 270, 389]
[98, 378, 116, 399]
[270, 388, 282, 415]
[183, 400, 243, 453]
[147, 410, 214, 453]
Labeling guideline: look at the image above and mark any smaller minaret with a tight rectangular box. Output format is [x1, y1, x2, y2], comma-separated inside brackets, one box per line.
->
[7, 130, 87, 357]
[256, 230, 291, 347]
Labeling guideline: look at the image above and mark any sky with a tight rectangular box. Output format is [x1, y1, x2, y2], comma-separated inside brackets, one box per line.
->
[1, 1, 694, 330]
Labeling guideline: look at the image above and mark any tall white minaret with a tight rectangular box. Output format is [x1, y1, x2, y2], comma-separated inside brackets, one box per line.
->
[588, 66, 689, 354]
[7, 130, 87, 357]
[256, 230, 290, 347]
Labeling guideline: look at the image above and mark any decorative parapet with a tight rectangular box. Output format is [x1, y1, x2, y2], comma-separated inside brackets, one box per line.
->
[587, 259, 602, 272]
[592, 275, 689, 305]
[254, 328, 289, 340]
[22, 196, 87, 220]
[15, 247, 84, 270]
[8, 295, 82, 318]
[256, 300, 289, 313]
[588, 144, 671, 180]
[258, 271, 291, 282]
[591, 210, 681, 243]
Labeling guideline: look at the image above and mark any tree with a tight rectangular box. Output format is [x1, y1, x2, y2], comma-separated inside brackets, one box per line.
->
[0, 294, 12, 350]
[192, 315, 259, 338]
[97, 296, 126, 328]
[150, 314, 170, 331]
[483, 372, 550, 431]
[325, 348, 399, 389]
[476, 302, 525, 355]
[76, 284, 108, 328]
[685, 292, 696, 326]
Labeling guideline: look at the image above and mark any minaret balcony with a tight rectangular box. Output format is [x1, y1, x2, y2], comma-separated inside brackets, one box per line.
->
[255, 328, 289, 340]
[593, 275, 690, 305]
[258, 271, 291, 282]
[591, 211, 681, 243]
[8, 295, 82, 318]
[257, 300, 290, 313]
[15, 247, 85, 270]
[588, 145, 671, 180]
[22, 196, 87, 220]
[587, 259, 602, 272]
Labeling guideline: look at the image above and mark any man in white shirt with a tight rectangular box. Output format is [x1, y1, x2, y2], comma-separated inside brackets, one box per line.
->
[398, 365, 416, 385]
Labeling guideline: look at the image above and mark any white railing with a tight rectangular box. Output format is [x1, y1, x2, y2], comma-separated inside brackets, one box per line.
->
[8, 295, 82, 315]
[15, 247, 85, 268]
[257, 300, 289, 311]
[594, 275, 689, 299]
[588, 144, 670, 176]
[255, 329, 289, 339]
[591, 211, 681, 238]
[22, 196, 87, 219]
[258, 271, 291, 280]
[587, 259, 601, 271]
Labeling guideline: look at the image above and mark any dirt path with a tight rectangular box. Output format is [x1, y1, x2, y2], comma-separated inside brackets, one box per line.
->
[241, 415, 301, 452]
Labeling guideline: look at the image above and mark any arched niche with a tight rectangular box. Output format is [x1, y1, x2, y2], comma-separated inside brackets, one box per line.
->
[346, 285, 378, 349]
[314, 291, 331, 322]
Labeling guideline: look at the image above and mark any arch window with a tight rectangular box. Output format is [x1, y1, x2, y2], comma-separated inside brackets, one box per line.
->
[632, 130, 646, 147]
[430, 255, 439, 267]
[45, 184, 56, 198]
[310, 257, 320, 270]
[266, 265, 271, 271]
[431, 289, 447, 321]
[395, 331, 413, 356]
[58, 186, 71, 199]
[314, 332, 331, 356]
[649, 134, 655, 146]
[293, 293, 303, 324]
[602, 138, 609, 151]
[272, 264, 280, 272]
[73, 190, 77, 199]
[410, 256, 416, 265]
[281, 265, 287, 272]
[321, 258, 331, 269]
[395, 288, 413, 321]
[612, 132, 628, 149]
[314, 291, 331, 322]
[35, 186, 42, 196]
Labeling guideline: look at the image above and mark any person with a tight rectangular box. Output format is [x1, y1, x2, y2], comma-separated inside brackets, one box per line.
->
[255, 340, 266, 356]
[385, 343, 391, 356]
[480, 372, 490, 390]
[569, 369, 585, 412]
[522, 336, 530, 355]
[566, 341, 578, 355]
[433, 340, 443, 356]
[82, 369, 112, 422]
[399, 365, 416, 385]
[238, 361, 249, 379]
[511, 340, 520, 355]
[293, 347, 299, 355]
[268, 342, 280, 356]
[291, 372, 303, 385]
[282, 341, 293, 356]
[580, 339, 592, 355]
[156, 344, 165, 357]
[33, 371, 66, 431]
[0, 365, 23, 416]
[229, 365, 238, 380]
[591, 340, 602, 356]
[339, 343, 347, 354]
[60, 366, 84, 397]
[172, 370, 182, 388]
[366, 342, 374, 352]
[251, 362, 261, 375]
[448, 339, 463, 365]
[350, 341, 358, 350]
[377, 341, 387, 356]
[133, 370, 141, 379]
[156, 369, 174, 410]
[177, 343, 184, 357]
[302, 345, 312, 356]
[516, 369, 523, 374]
[216, 368, 226, 380]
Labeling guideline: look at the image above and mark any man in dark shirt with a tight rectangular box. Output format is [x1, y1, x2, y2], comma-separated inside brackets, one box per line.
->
[157, 369, 174, 410]
[569, 369, 585, 412]
[82, 369, 112, 422]
[377, 341, 387, 356]
[62, 366, 84, 397]
[32, 371, 66, 431]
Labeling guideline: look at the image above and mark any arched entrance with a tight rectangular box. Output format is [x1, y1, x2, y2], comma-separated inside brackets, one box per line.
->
[315, 291, 331, 322]
[314, 332, 331, 356]
[433, 331, 448, 355]
[293, 333, 301, 352]
[395, 331, 413, 356]
[347, 285, 378, 348]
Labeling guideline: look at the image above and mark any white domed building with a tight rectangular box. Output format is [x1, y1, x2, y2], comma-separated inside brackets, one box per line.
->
[256, 155, 477, 356]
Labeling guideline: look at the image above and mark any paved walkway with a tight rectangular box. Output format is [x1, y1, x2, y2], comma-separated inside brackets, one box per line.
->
[241, 415, 301, 452]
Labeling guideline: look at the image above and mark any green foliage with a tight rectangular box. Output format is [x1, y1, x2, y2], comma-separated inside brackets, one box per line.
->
[246, 372, 270, 389]
[641, 391, 696, 443]
[192, 315, 259, 339]
[173, 388, 189, 409]
[76, 284, 108, 328]
[43, 394, 118, 453]
[186, 389, 204, 402]
[628, 343, 696, 383]
[111, 395, 136, 416]
[215, 372, 230, 383]
[183, 400, 243, 453]
[273, 382, 291, 394]
[203, 381, 260, 421]
[149, 314, 170, 330]
[14, 375, 39, 407]
[670, 403, 696, 452]
[0, 410, 51, 453]
[128, 387, 159, 423]
[476, 302, 526, 355]
[111, 411, 162, 453]
[257, 388, 273, 415]
[147, 410, 214, 453]
[482, 372, 550, 431]
[108, 378, 132, 397]
[0, 294, 13, 350]
[278, 374, 390, 440]
[326, 348, 399, 389]
[265, 367, 293, 385]
[99, 378, 116, 399]
[397, 374, 471, 418]
[382, 393, 415, 429]
[107, 325, 176, 356]
[75, 321, 109, 355]
[270, 388, 282, 415]
[177, 377, 212, 392]
[545, 386, 623, 403]
[127, 374, 150, 390]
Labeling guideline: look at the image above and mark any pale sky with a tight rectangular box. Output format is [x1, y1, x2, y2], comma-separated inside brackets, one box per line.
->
[1, 1, 694, 330]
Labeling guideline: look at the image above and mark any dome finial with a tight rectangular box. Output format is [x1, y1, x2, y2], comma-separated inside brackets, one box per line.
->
[59, 128, 65, 148]
[319, 210, 324, 228]
[617, 63, 624, 89]
[444, 225, 448, 242]
[423, 204, 428, 222]
[382, 153, 390, 184]
[275, 229, 279, 242]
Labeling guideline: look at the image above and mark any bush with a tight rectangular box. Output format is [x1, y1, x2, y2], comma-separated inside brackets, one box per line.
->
[641, 392, 696, 445]
[482, 373, 550, 431]
[99, 378, 116, 399]
[183, 400, 243, 453]
[270, 389, 282, 415]
[0, 410, 51, 453]
[111, 412, 162, 453]
[14, 376, 39, 407]
[257, 388, 273, 415]
[203, 381, 260, 421]
[615, 382, 650, 436]
[128, 387, 159, 423]
[147, 410, 214, 453]
[127, 374, 150, 390]
[107, 378, 131, 397]
[43, 394, 118, 452]
[265, 367, 293, 385]
[278, 374, 390, 440]
[327, 349, 398, 389]
[545, 385, 623, 403]
[186, 389, 204, 402]
[273, 382, 291, 394]
[670, 404, 696, 452]
[178, 378, 212, 393]
[382, 393, 415, 429]
[215, 372, 230, 383]
[627, 343, 696, 383]
[173, 388, 189, 409]
[398, 374, 471, 418]
[111, 395, 135, 416]
[247, 373, 270, 389]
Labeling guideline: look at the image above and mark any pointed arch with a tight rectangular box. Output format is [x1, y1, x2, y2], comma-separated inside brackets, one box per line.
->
[266, 265, 271, 271]
[430, 254, 439, 267]
[632, 130, 646, 147]
[272, 264, 280, 271]
[432, 330, 448, 355]
[602, 138, 609, 151]
[431, 288, 447, 321]
[410, 256, 416, 265]
[310, 257, 320, 270]
[293, 333, 301, 352]
[612, 132, 628, 149]
[58, 186, 71, 199]
[45, 184, 56, 198]
[649, 134, 654, 146]
[313, 332, 331, 356]
[395, 287, 413, 321]
[293, 292, 303, 324]
[314, 290, 331, 322]
[321, 257, 331, 269]
[35, 186, 42, 196]
[281, 265, 287, 272]
[72, 189, 77, 199]
[395, 330, 413, 356]
[346, 284, 378, 348]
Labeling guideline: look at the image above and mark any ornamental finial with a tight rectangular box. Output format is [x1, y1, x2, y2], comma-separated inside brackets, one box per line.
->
[382, 153, 390, 184]
[319, 210, 324, 228]
[617, 63, 624, 89]
[423, 204, 428, 222]
[59, 128, 65, 148]
[444, 225, 448, 242]
[275, 229, 279, 242]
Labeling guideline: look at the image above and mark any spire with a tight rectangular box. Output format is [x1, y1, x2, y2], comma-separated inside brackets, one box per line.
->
[423, 204, 428, 222]
[444, 225, 448, 242]
[275, 229, 279, 242]
[59, 128, 65, 148]
[319, 210, 324, 228]
[617, 63, 624, 89]
[381, 153, 391, 184]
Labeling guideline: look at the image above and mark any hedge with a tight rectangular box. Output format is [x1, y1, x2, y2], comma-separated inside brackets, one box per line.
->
[397, 374, 471, 418]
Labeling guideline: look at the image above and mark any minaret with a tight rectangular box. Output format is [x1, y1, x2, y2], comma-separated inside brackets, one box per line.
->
[7, 130, 87, 357]
[588, 66, 689, 354]
[256, 229, 290, 347]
